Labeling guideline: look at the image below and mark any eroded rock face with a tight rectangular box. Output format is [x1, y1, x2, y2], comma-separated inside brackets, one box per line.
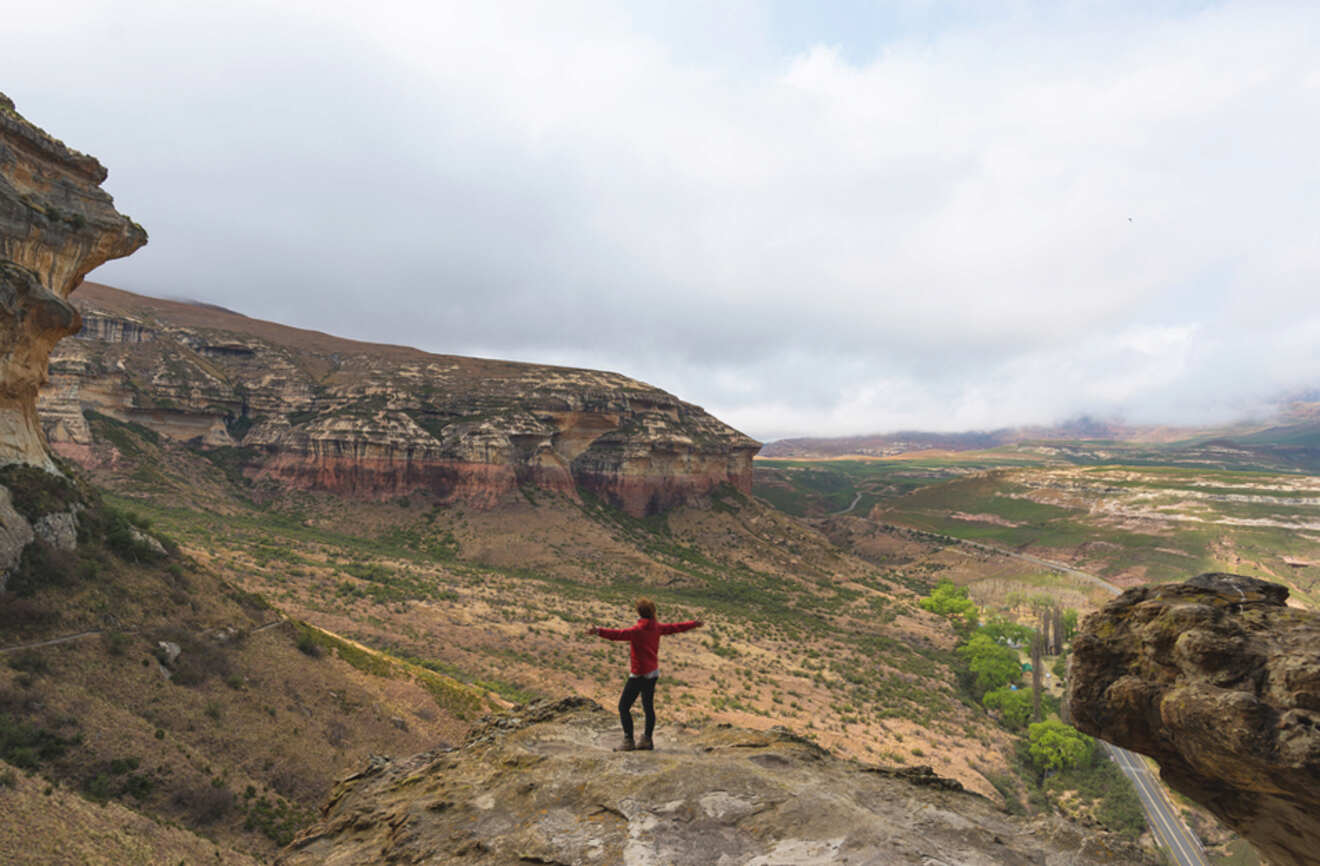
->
[280, 696, 1153, 866]
[1069, 573, 1320, 866]
[40, 283, 759, 516]
[0, 93, 147, 470]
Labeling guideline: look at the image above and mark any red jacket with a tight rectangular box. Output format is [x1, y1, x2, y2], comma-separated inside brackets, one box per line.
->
[595, 618, 699, 675]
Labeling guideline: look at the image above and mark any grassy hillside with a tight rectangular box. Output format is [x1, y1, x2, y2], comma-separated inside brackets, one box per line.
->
[0, 463, 483, 860]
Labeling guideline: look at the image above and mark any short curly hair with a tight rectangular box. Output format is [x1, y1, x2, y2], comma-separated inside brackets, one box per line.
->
[635, 597, 656, 620]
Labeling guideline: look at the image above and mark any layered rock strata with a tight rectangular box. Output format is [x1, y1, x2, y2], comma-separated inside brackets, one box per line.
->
[0, 93, 146, 470]
[1069, 573, 1320, 866]
[280, 697, 1154, 865]
[40, 283, 759, 515]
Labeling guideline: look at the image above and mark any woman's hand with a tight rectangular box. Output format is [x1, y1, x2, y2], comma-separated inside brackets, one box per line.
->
[694, 620, 704, 628]
[584, 626, 598, 637]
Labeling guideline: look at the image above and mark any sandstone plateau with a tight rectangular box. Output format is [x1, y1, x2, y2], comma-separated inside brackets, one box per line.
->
[0, 92, 146, 471]
[280, 696, 1154, 866]
[39, 283, 759, 516]
[1069, 573, 1320, 866]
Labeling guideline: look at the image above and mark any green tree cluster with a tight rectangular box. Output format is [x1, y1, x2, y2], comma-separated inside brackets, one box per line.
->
[918, 579, 979, 634]
[979, 617, 1035, 647]
[1027, 719, 1093, 773]
[982, 686, 1033, 730]
[957, 632, 1022, 697]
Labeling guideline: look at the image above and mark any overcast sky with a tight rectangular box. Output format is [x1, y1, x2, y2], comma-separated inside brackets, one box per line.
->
[7, 1, 1320, 441]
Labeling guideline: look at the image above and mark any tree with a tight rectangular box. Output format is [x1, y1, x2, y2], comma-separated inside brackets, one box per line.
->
[1051, 607, 1065, 654]
[919, 579, 979, 634]
[1027, 720, 1094, 774]
[1062, 609, 1079, 642]
[957, 632, 1021, 697]
[982, 686, 1032, 730]
[978, 617, 1034, 647]
[1030, 632, 1043, 723]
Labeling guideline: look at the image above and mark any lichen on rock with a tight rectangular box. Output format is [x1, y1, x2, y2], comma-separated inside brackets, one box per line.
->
[1069, 572, 1320, 866]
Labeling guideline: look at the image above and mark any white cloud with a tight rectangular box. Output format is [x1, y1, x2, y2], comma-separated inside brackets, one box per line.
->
[7, 1, 1320, 440]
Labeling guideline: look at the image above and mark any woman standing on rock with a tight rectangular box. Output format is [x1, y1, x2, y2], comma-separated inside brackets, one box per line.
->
[587, 598, 703, 751]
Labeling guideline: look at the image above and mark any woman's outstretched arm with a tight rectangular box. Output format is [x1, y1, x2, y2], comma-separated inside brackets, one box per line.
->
[658, 619, 704, 635]
[587, 624, 644, 640]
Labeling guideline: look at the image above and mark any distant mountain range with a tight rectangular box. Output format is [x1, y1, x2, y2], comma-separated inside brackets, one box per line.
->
[761, 408, 1320, 462]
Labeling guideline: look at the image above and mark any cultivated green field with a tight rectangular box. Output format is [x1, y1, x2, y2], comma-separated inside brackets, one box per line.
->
[756, 447, 1320, 606]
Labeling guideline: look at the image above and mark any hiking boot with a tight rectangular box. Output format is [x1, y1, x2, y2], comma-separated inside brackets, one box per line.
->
[613, 736, 636, 752]
[636, 735, 654, 751]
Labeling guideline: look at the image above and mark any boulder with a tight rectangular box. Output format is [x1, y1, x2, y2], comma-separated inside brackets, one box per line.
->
[32, 509, 77, 552]
[1069, 573, 1320, 866]
[0, 484, 34, 590]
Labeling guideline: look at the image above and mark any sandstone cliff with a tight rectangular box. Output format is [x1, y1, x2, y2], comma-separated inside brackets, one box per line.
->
[39, 283, 759, 516]
[0, 92, 146, 470]
[280, 696, 1153, 865]
[1069, 573, 1320, 866]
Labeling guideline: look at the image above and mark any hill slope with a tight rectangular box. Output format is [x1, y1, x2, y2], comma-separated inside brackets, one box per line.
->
[40, 282, 759, 517]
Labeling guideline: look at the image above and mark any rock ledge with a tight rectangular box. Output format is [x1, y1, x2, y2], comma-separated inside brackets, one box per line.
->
[281, 697, 1151, 865]
[1069, 573, 1320, 866]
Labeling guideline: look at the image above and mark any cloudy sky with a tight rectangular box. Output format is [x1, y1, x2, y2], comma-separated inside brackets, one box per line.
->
[7, 1, 1320, 441]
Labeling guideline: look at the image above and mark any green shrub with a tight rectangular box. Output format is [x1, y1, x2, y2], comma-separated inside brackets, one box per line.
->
[85, 772, 113, 802]
[0, 713, 79, 769]
[102, 631, 130, 656]
[175, 783, 233, 825]
[122, 772, 154, 800]
[6, 651, 50, 676]
[108, 756, 140, 774]
[295, 632, 323, 658]
[5, 540, 80, 597]
[243, 794, 311, 845]
[0, 596, 58, 629]
[0, 465, 80, 521]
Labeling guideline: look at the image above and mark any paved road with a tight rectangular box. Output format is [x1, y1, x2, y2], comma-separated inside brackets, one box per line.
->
[833, 491, 864, 515]
[944, 535, 1210, 866]
[1105, 743, 1209, 866]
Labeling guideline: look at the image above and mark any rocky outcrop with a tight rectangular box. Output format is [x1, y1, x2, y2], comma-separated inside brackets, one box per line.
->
[40, 283, 759, 515]
[280, 697, 1152, 865]
[1069, 573, 1320, 866]
[0, 93, 146, 470]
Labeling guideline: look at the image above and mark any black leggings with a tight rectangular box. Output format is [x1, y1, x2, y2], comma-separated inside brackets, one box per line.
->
[618, 674, 657, 739]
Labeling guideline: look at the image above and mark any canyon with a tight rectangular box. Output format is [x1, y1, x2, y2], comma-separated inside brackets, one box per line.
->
[4, 89, 1316, 866]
